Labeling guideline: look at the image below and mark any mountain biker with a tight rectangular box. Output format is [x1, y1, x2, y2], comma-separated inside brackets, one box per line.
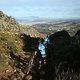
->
[38, 39, 46, 69]
[43, 35, 50, 47]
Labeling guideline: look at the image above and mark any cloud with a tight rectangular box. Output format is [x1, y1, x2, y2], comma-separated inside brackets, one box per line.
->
[0, 0, 80, 7]
[0, 6, 80, 19]
[0, 0, 80, 19]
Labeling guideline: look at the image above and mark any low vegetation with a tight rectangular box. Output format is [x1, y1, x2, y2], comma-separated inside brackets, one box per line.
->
[1, 11, 80, 80]
[0, 11, 45, 79]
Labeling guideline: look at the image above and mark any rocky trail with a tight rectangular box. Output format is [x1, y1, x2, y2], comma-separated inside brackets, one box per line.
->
[1, 30, 80, 80]
[0, 50, 48, 80]
[1, 11, 80, 80]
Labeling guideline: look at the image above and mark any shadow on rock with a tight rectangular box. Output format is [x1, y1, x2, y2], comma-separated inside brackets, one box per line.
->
[46, 30, 80, 80]
[20, 33, 40, 52]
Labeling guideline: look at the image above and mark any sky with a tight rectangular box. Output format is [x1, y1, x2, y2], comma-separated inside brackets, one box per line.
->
[0, 0, 80, 19]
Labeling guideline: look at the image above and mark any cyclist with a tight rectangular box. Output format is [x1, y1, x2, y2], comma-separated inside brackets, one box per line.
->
[43, 35, 50, 47]
[38, 39, 46, 69]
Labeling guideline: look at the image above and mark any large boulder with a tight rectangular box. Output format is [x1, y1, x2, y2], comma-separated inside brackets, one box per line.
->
[49, 30, 71, 46]
[46, 30, 80, 80]
[20, 33, 40, 52]
[74, 30, 80, 44]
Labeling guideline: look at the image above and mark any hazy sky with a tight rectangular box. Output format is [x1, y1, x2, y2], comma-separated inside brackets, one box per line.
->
[0, 0, 80, 19]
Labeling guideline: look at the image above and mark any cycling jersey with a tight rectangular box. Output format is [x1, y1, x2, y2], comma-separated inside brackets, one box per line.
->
[38, 43, 46, 58]
[43, 37, 50, 46]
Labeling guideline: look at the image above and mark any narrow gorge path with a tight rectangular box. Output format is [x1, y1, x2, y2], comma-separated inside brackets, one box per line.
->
[24, 51, 48, 80]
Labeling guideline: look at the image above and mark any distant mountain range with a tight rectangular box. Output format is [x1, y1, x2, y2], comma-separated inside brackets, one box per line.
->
[16, 16, 40, 21]
[17, 17, 80, 26]
[17, 17, 65, 26]
[32, 19, 80, 36]
[16, 16, 80, 36]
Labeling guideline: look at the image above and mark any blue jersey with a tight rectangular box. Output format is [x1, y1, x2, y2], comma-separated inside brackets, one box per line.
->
[38, 43, 46, 57]
[43, 37, 50, 46]
[44, 37, 49, 42]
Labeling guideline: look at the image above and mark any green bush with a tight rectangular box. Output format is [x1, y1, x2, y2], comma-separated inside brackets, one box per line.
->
[7, 41, 19, 53]
[0, 52, 6, 64]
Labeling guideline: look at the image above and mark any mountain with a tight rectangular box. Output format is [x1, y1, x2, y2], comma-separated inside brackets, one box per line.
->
[16, 16, 40, 22]
[17, 18, 58, 26]
[0, 11, 45, 37]
[17, 17, 80, 36]
[0, 11, 46, 79]
[32, 19, 80, 36]
[1, 11, 80, 80]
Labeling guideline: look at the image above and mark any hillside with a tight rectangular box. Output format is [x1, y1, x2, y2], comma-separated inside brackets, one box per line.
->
[1, 11, 80, 80]
[0, 11, 46, 79]
[0, 11, 46, 37]
[32, 20, 80, 36]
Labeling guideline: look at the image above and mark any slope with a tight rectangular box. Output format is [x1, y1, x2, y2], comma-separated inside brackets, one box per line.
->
[0, 11, 46, 78]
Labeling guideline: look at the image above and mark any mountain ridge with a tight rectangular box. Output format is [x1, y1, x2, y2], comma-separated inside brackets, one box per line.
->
[0, 11, 46, 78]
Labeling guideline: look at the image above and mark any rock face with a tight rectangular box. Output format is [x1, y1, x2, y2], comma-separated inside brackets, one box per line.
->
[74, 30, 80, 44]
[49, 30, 71, 46]
[46, 30, 80, 80]
[20, 30, 80, 80]
[20, 33, 40, 52]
